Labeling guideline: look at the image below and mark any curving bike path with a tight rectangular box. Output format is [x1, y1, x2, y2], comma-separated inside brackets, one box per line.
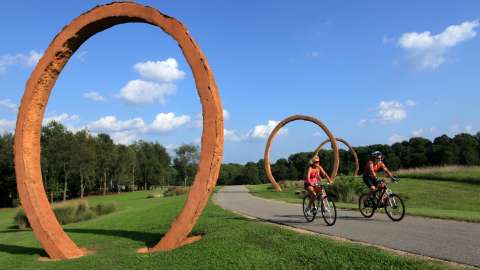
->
[214, 185, 480, 268]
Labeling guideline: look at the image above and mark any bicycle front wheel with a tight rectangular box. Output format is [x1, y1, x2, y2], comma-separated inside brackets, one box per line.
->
[384, 194, 405, 222]
[302, 195, 317, 222]
[320, 197, 337, 226]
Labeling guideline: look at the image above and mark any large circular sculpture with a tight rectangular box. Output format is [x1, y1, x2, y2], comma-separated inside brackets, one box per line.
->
[264, 115, 340, 192]
[313, 138, 360, 176]
[14, 2, 223, 260]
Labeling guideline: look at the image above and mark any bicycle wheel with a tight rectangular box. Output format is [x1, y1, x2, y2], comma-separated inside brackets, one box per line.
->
[320, 196, 337, 226]
[384, 194, 405, 222]
[358, 193, 375, 218]
[302, 195, 317, 222]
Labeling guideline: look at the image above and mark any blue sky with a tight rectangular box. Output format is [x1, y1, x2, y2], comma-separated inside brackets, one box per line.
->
[1, 1, 479, 163]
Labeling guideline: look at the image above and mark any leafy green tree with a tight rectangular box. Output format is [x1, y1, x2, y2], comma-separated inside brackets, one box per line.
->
[0, 133, 16, 207]
[453, 133, 480, 165]
[71, 130, 97, 198]
[174, 144, 199, 186]
[243, 162, 260, 184]
[430, 135, 457, 165]
[95, 133, 114, 195]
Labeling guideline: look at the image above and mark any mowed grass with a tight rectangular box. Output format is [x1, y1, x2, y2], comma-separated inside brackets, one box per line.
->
[397, 166, 480, 184]
[0, 190, 464, 269]
[247, 178, 480, 222]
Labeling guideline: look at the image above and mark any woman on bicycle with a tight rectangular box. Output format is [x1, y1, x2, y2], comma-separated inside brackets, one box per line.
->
[305, 155, 332, 212]
[363, 151, 395, 199]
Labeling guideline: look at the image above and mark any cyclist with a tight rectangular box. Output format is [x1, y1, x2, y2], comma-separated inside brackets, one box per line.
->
[304, 155, 332, 213]
[363, 151, 396, 203]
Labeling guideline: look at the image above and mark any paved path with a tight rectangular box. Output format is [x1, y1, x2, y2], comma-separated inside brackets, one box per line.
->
[214, 185, 480, 267]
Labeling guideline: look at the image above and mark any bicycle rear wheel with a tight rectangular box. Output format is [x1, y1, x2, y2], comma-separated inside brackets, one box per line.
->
[320, 196, 337, 226]
[358, 193, 375, 218]
[302, 195, 317, 222]
[385, 194, 405, 222]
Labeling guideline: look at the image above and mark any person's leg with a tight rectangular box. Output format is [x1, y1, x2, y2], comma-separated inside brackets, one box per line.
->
[306, 185, 316, 208]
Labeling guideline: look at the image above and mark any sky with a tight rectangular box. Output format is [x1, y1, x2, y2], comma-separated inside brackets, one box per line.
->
[0, 1, 479, 164]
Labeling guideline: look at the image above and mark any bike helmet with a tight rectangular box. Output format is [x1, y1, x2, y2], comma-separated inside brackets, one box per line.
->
[371, 151, 383, 159]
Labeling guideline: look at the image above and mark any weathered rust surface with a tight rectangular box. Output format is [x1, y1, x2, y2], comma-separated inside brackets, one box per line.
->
[264, 115, 339, 192]
[14, 2, 224, 260]
[313, 138, 360, 176]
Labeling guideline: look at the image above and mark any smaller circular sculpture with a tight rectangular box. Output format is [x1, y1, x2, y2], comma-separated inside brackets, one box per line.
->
[312, 138, 360, 176]
[264, 115, 340, 192]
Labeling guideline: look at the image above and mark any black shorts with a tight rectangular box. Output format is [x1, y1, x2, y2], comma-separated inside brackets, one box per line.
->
[304, 182, 312, 190]
[363, 175, 378, 187]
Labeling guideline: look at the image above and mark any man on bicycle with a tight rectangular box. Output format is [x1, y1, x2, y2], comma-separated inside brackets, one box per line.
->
[363, 151, 396, 201]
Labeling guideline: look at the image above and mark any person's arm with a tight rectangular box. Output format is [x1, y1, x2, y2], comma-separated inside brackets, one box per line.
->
[382, 163, 394, 178]
[319, 166, 332, 184]
[369, 162, 377, 178]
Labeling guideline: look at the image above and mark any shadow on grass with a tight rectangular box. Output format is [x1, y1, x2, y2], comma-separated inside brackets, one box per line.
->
[0, 243, 46, 257]
[65, 228, 162, 247]
[65, 228, 206, 247]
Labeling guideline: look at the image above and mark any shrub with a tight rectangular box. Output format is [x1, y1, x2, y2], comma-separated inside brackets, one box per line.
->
[147, 193, 163, 199]
[327, 176, 366, 203]
[163, 186, 189, 197]
[14, 209, 29, 229]
[14, 200, 117, 229]
[279, 180, 303, 189]
[93, 202, 117, 216]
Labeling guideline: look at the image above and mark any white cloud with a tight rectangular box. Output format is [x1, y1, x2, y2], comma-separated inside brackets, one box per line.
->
[247, 120, 286, 140]
[223, 109, 230, 120]
[0, 50, 42, 72]
[224, 128, 242, 142]
[83, 91, 105, 102]
[0, 99, 17, 112]
[88, 116, 146, 132]
[377, 100, 407, 122]
[117, 79, 176, 105]
[0, 119, 15, 133]
[465, 125, 473, 133]
[412, 129, 424, 137]
[406, 99, 416, 107]
[357, 119, 368, 128]
[389, 134, 406, 144]
[398, 20, 479, 70]
[133, 58, 185, 82]
[382, 35, 395, 44]
[43, 113, 79, 125]
[150, 112, 190, 132]
[110, 131, 138, 145]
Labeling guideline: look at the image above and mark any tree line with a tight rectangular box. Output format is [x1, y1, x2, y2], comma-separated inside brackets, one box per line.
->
[1, 121, 480, 207]
[218, 132, 480, 185]
[0, 121, 199, 207]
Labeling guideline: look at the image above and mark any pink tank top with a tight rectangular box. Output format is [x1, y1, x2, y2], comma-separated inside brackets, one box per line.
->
[306, 169, 319, 185]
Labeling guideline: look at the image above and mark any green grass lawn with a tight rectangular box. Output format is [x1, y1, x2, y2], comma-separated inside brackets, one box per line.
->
[396, 166, 480, 184]
[247, 178, 480, 222]
[0, 190, 465, 269]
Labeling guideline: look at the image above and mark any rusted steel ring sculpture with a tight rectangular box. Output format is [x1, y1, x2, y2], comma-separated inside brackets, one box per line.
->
[264, 115, 339, 192]
[312, 138, 360, 176]
[14, 2, 223, 260]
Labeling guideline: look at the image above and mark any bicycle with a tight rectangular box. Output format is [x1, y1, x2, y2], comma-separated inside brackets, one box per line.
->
[358, 177, 405, 222]
[302, 182, 337, 226]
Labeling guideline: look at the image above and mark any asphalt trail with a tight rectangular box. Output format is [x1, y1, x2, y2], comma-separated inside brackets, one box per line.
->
[215, 185, 480, 267]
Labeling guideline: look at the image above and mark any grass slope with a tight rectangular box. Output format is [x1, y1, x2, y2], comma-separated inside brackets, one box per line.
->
[396, 166, 480, 184]
[0, 191, 465, 269]
[247, 178, 480, 222]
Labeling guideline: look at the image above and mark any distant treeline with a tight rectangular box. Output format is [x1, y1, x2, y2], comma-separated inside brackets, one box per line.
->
[1, 121, 479, 207]
[0, 121, 199, 207]
[218, 132, 480, 185]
